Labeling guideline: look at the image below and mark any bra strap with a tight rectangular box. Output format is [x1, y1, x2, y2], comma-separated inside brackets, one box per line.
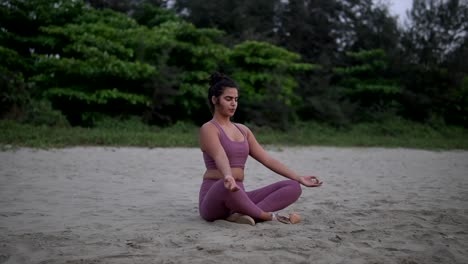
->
[233, 123, 247, 138]
[210, 120, 226, 136]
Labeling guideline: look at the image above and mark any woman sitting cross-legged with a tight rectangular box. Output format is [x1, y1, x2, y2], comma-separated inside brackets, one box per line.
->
[199, 72, 323, 226]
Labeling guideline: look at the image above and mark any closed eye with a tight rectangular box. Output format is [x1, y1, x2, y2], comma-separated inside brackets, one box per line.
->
[225, 96, 239, 102]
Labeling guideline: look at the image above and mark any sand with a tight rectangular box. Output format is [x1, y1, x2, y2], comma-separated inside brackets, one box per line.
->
[0, 146, 467, 264]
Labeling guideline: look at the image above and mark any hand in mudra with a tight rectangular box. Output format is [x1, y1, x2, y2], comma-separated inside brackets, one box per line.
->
[299, 176, 323, 187]
[224, 175, 240, 192]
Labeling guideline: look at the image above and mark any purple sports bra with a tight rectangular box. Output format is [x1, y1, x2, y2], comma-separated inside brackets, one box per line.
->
[203, 120, 249, 170]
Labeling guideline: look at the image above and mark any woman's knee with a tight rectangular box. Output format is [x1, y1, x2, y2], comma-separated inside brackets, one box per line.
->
[287, 180, 302, 199]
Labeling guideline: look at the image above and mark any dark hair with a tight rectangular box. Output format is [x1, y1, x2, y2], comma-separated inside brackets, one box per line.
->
[207, 72, 238, 113]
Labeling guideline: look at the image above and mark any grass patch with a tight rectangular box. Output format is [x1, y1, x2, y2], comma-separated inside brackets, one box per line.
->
[1, 118, 467, 150]
[0, 120, 198, 149]
[248, 118, 468, 150]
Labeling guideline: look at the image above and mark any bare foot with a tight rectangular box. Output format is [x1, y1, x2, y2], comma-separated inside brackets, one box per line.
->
[226, 213, 256, 226]
[273, 212, 301, 224]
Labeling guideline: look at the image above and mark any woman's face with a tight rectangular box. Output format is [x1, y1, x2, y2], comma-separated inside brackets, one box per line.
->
[213, 87, 238, 117]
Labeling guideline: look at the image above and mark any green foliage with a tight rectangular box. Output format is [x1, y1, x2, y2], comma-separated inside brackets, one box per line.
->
[332, 49, 401, 122]
[399, 0, 468, 126]
[1, 0, 467, 131]
[174, 0, 279, 43]
[0, 0, 86, 60]
[403, 0, 468, 65]
[44, 88, 151, 105]
[2, 119, 467, 150]
[20, 99, 70, 127]
[0, 0, 85, 29]
[140, 21, 230, 124]
[336, 0, 401, 55]
[132, 2, 182, 27]
[275, 0, 342, 64]
[0, 46, 31, 119]
[29, 8, 156, 125]
[79, 8, 139, 28]
[2, 1, 232, 126]
[0, 46, 27, 71]
[446, 75, 468, 126]
[228, 41, 318, 128]
[33, 56, 156, 82]
[398, 64, 460, 124]
[0, 119, 199, 148]
[92, 115, 151, 131]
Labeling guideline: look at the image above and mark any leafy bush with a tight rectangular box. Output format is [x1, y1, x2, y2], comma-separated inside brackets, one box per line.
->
[332, 49, 402, 122]
[0, 47, 32, 120]
[21, 99, 70, 127]
[92, 115, 151, 131]
[228, 41, 318, 129]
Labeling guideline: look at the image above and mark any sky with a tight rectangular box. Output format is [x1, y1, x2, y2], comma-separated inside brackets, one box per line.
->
[169, 0, 415, 24]
[385, 0, 414, 23]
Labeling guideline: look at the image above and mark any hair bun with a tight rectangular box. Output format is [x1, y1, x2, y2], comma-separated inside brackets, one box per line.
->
[209, 72, 227, 87]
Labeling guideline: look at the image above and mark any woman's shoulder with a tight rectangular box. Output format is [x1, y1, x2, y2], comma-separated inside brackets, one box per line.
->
[200, 121, 218, 133]
[233, 122, 248, 129]
[201, 120, 213, 127]
[233, 123, 252, 135]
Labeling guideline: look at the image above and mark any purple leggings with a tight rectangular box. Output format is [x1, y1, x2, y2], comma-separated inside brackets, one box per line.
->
[199, 179, 302, 221]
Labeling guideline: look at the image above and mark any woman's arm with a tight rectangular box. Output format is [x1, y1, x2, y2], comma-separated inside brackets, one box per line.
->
[199, 122, 239, 191]
[241, 124, 322, 187]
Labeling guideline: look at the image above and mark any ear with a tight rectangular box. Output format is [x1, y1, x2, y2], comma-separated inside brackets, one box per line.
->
[211, 96, 217, 105]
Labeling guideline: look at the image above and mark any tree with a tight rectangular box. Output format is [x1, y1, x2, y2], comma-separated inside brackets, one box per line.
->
[31, 7, 228, 126]
[32, 9, 156, 125]
[0, 47, 30, 120]
[332, 49, 401, 122]
[227, 41, 318, 129]
[276, 0, 340, 65]
[131, 2, 181, 27]
[274, 0, 403, 126]
[0, 0, 86, 124]
[144, 21, 230, 125]
[84, 0, 168, 13]
[402, 0, 468, 65]
[399, 0, 468, 124]
[0, 0, 85, 58]
[173, 0, 280, 45]
[334, 0, 401, 55]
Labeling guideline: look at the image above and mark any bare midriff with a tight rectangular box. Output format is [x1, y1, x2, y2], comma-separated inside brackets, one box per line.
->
[203, 168, 245, 181]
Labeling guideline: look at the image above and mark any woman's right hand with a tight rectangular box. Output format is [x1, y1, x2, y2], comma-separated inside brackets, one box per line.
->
[298, 176, 323, 187]
[224, 175, 240, 192]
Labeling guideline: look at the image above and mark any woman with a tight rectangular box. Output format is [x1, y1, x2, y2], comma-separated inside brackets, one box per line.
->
[199, 72, 322, 225]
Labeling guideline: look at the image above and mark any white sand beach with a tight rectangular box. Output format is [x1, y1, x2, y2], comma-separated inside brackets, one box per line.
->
[1, 146, 467, 264]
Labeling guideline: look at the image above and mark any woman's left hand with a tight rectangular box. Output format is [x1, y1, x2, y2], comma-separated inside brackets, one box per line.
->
[298, 176, 323, 187]
[224, 175, 240, 192]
